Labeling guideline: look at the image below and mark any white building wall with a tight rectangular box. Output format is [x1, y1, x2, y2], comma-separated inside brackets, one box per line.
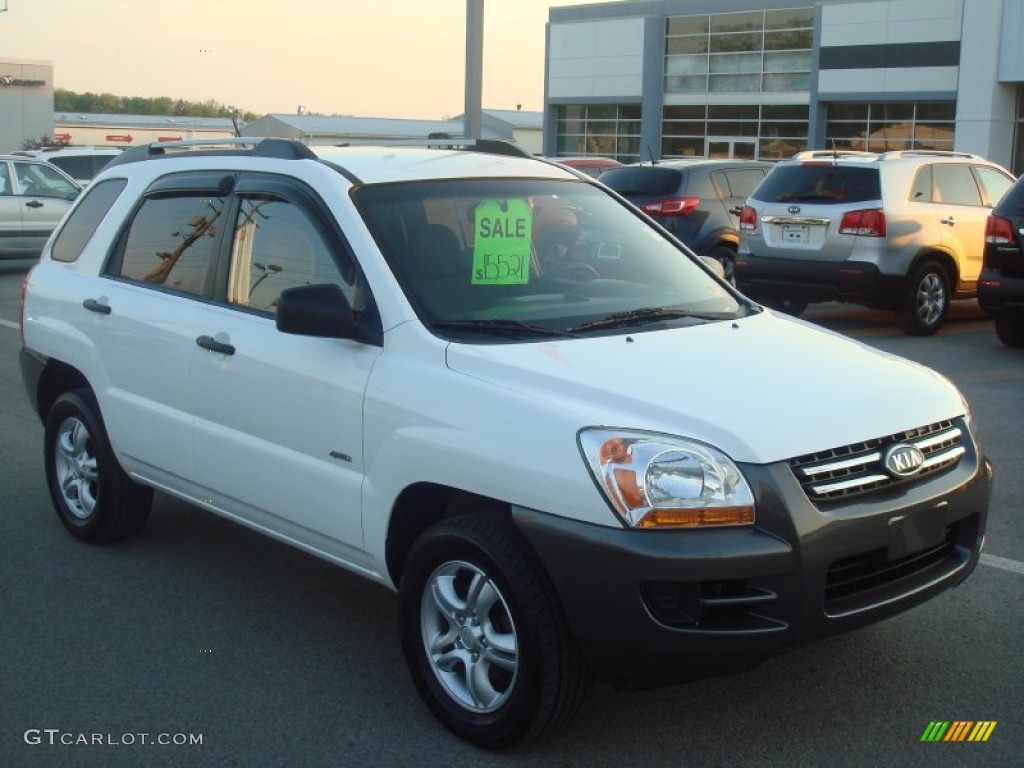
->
[818, 0, 963, 96]
[548, 18, 646, 99]
[998, 0, 1024, 81]
[956, 0, 1016, 168]
[0, 59, 53, 152]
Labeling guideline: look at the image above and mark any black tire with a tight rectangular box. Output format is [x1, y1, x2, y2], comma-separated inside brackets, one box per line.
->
[897, 260, 949, 336]
[706, 246, 736, 285]
[399, 511, 590, 749]
[44, 390, 153, 543]
[994, 312, 1024, 347]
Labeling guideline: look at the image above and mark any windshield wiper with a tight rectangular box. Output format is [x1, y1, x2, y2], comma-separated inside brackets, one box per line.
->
[432, 319, 573, 338]
[567, 307, 725, 333]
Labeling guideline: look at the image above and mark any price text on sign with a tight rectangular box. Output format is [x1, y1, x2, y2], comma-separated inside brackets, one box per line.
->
[473, 199, 532, 285]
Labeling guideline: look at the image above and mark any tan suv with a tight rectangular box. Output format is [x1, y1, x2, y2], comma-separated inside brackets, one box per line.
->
[736, 150, 1015, 334]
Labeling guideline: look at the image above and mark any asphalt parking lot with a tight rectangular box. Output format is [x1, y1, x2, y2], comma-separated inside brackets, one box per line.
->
[1, 261, 1021, 767]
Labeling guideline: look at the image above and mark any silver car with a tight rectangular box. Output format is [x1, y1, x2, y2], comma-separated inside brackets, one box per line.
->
[0, 155, 81, 259]
[735, 150, 1015, 335]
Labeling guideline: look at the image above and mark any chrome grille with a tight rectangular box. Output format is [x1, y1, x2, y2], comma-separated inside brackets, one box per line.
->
[790, 420, 966, 501]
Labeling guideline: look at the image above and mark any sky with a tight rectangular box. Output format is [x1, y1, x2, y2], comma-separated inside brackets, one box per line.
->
[0, 0, 613, 119]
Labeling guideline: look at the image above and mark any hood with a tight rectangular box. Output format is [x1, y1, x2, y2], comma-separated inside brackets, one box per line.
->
[444, 311, 965, 464]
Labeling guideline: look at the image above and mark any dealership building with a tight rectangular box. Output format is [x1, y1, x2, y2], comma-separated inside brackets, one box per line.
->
[543, 0, 1024, 172]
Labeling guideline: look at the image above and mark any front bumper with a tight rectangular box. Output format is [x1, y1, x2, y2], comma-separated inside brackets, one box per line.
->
[512, 443, 991, 685]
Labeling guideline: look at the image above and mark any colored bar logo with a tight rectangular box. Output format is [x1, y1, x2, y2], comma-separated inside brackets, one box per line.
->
[921, 721, 997, 742]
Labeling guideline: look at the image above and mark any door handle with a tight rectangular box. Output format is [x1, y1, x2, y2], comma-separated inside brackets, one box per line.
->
[25, 200, 44, 209]
[196, 334, 235, 355]
[940, 216, 956, 226]
[82, 298, 111, 314]
[730, 206, 742, 216]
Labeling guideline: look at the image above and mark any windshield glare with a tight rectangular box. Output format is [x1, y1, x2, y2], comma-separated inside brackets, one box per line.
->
[354, 178, 743, 339]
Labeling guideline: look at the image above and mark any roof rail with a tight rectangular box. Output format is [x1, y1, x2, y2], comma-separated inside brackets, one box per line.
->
[105, 137, 318, 169]
[342, 137, 535, 159]
[790, 150, 877, 161]
[875, 149, 982, 161]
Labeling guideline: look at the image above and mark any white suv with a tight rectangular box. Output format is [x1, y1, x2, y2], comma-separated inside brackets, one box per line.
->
[20, 138, 992, 748]
[736, 150, 1015, 334]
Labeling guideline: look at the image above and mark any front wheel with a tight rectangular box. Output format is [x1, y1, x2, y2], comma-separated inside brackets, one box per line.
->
[758, 294, 809, 317]
[44, 390, 153, 543]
[399, 512, 589, 749]
[898, 260, 949, 335]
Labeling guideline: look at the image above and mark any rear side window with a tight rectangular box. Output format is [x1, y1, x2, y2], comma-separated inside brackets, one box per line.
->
[114, 193, 226, 297]
[600, 167, 685, 197]
[973, 166, 1013, 207]
[719, 168, 767, 198]
[753, 165, 881, 204]
[995, 176, 1024, 212]
[51, 178, 127, 263]
[932, 165, 982, 206]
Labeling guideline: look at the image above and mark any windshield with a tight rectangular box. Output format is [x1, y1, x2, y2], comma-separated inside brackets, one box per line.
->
[354, 178, 745, 340]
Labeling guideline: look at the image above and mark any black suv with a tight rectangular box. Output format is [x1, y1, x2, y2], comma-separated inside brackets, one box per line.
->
[980, 174, 1024, 346]
[600, 159, 772, 281]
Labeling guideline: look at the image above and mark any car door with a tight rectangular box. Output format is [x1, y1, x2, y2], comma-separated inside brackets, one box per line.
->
[92, 172, 231, 485]
[189, 174, 382, 557]
[931, 163, 990, 285]
[12, 160, 79, 253]
[0, 161, 24, 255]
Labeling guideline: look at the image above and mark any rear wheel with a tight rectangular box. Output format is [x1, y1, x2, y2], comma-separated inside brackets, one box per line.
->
[994, 312, 1024, 347]
[898, 260, 949, 336]
[399, 511, 589, 749]
[44, 390, 153, 543]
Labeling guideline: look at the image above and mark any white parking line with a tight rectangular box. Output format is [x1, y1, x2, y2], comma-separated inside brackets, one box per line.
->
[981, 553, 1024, 575]
[0, 318, 19, 330]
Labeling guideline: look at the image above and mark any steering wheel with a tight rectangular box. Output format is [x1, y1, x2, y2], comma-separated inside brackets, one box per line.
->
[534, 261, 600, 287]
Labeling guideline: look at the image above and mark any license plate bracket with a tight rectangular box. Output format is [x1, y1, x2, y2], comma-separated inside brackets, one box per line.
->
[781, 224, 809, 244]
[887, 510, 947, 561]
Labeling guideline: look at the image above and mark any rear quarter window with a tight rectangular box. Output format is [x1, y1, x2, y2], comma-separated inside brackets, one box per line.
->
[51, 178, 127, 263]
[752, 164, 881, 204]
[995, 175, 1024, 212]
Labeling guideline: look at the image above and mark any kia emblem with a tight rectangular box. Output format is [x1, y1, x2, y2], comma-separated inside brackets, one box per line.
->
[884, 444, 926, 478]
[788, 205, 801, 214]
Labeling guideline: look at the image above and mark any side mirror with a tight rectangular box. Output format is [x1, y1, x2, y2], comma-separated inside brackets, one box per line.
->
[276, 283, 357, 338]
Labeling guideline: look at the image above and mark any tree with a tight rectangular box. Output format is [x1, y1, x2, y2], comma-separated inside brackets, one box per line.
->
[20, 134, 70, 150]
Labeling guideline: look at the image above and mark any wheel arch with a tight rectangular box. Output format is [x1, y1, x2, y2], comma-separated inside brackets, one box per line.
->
[911, 248, 959, 289]
[385, 484, 514, 587]
[35, 359, 92, 422]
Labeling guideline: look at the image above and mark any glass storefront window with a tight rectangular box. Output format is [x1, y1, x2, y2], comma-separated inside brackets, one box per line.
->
[762, 72, 810, 91]
[554, 105, 644, 163]
[825, 102, 956, 153]
[710, 32, 763, 53]
[709, 74, 762, 93]
[764, 51, 811, 73]
[666, 75, 709, 93]
[667, 16, 708, 35]
[711, 11, 763, 33]
[667, 55, 710, 75]
[765, 9, 814, 30]
[710, 53, 763, 74]
[667, 36, 709, 55]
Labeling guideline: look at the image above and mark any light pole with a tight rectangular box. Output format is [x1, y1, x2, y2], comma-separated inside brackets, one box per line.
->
[464, 0, 483, 140]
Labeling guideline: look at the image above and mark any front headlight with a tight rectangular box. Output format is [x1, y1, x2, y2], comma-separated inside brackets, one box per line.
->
[578, 428, 755, 529]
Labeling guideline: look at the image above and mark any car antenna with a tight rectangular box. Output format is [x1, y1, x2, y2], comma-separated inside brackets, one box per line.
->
[646, 144, 657, 166]
[831, 137, 839, 164]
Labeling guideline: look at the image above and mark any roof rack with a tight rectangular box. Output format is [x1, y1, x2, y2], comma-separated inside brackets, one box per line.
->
[105, 137, 318, 169]
[790, 150, 877, 161]
[337, 137, 535, 159]
[875, 149, 982, 161]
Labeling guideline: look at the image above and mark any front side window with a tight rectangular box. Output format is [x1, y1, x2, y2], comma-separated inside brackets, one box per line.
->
[14, 161, 79, 200]
[355, 179, 745, 341]
[0, 163, 12, 195]
[227, 197, 356, 313]
[115, 193, 225, 296]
